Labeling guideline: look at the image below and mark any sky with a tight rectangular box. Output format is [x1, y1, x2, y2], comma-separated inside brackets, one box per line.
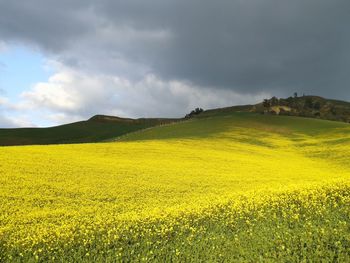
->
[0, 0, 349, 128]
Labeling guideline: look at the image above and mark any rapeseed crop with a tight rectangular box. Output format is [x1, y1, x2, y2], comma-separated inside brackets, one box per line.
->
[1, 114, 350, 262]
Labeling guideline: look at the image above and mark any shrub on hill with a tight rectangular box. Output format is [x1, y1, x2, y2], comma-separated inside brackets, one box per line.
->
[185, 108, 204, 118]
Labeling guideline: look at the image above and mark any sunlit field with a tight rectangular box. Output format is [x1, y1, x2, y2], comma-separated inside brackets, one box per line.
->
[1, 113, 350, 262]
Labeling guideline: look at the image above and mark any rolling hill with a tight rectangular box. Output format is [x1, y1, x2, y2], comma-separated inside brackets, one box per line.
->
[0, 95, 349, 146]
[0, 115, 176, 146]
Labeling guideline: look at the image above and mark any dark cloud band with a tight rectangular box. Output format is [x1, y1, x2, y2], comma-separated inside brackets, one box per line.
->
[0, 0, 349, 103]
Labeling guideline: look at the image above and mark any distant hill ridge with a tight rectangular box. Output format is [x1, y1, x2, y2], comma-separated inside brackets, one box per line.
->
[0, 95, 349, 146]
[254, 95, 350, 123]
[194, 95, 350, 123]
[89, 114, 176, 124]
[89, 115, 135, 122]
[0, 116, 177, 146]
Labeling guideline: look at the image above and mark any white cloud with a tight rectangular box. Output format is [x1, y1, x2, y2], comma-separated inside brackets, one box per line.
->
[0, 115, 17, 128]
[0, 115, 35, 128]
[0, 96, 8, 105]
[18, 62, 269, 126]
[0, 96, 34, 128]
[0, 41, 7, 52]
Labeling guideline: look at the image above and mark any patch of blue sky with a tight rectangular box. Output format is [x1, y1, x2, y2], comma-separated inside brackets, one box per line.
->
[0, 45, 52, 101]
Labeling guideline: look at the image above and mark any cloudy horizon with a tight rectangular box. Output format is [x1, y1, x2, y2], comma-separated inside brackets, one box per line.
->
[0, 0, 349, 127]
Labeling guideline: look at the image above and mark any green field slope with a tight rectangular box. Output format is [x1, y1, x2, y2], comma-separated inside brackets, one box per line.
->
[120, 111, 350, 141]
[1, 112, 350, 262]
[0, 115, 176, 146]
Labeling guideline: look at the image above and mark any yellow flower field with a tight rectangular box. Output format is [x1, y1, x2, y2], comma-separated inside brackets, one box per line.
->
[1, 114, 350, 262]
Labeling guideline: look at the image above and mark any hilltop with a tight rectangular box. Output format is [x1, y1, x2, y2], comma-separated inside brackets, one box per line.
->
[253, 95, 350, 123]
[0, 115, 176, 146]
[194, 95, 350, 123]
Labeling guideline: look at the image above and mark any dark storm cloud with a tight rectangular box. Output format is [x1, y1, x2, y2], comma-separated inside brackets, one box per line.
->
[0, 0, 349, 99]
[0, 1, 93, 51]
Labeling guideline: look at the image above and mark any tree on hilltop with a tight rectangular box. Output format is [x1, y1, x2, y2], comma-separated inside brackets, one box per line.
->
[263, 99, 270, 108]
[270, 96, 279, 106]
[185, 107, 204, 118]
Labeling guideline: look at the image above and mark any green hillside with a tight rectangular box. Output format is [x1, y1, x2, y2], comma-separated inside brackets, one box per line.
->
[119, 112, 350, 142]
[0, 115, 176, 146]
